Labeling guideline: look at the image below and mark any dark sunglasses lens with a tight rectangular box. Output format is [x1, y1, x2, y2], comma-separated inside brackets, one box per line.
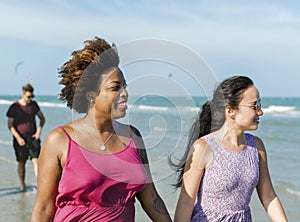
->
[256, 100, 261, 110]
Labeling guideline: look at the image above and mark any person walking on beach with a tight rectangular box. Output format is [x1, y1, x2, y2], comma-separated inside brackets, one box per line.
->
[30, 37, 171, 221]
[171, 76, 288, 221]
[6, 83, 45, 192]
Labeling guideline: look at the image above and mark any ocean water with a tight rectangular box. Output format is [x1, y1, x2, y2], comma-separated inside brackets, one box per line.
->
[0, 95, 299, 221]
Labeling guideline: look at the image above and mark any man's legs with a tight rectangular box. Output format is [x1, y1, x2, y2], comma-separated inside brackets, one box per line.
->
[31, 157, 38, 178]
[17, 161, 26, 191]
[13, 140, 29, 191]
[29, 139, 40, 180]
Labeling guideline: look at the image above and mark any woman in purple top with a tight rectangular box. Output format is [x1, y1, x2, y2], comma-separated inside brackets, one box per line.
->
[30, 37, 171, 222]
[171, 76, 287, 221]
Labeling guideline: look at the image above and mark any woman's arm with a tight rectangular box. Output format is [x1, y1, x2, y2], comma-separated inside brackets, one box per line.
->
[255, 137, 288, 222]
[30, 128, 67, 222]
[136, 178, 171, 221]
[174, 138, 212, 222]
[131, 126, 172, 221]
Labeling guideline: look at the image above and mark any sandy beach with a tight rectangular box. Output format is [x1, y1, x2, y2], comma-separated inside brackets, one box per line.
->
[0, 156, 36, 221]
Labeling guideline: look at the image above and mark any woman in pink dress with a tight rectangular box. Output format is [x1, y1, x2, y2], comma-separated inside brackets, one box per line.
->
[172, 76, 287, 221]
[30, 37, 171, 222]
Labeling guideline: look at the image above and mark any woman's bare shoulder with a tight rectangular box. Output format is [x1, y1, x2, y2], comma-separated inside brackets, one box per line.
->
[193, 137, 212, 154]
[42, 125, 71, 156]
[189, 137, 213, 169]
[253, 135, 266, 152]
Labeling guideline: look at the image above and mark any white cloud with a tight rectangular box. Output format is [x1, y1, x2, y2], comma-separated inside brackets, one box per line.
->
[1, 0, 300, 96]
[1, 1, 300, 47]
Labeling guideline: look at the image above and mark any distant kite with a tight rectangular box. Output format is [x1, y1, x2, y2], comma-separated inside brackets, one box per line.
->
[14, 61, 24, 74]
[168, 73, 173, 78]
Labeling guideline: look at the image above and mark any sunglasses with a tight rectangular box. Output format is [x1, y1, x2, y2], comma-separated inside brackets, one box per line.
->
[239, 99, 262, 111]
[26, 95, 35, 99]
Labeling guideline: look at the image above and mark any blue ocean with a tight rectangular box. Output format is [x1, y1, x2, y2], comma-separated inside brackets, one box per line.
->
[0, 95, 299, 221]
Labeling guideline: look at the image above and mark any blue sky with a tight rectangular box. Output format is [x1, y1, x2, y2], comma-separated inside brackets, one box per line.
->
[1, 0, 300, 97]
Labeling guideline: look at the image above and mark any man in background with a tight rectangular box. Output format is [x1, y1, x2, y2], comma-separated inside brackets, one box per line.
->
[6, 83, 45, 191]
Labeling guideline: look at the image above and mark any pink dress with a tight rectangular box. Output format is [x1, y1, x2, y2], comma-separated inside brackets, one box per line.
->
[191, 133, 259, 222]
[54, 127, 147, 222]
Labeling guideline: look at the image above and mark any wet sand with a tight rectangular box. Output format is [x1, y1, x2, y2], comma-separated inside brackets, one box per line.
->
[0, 157, 36, 221]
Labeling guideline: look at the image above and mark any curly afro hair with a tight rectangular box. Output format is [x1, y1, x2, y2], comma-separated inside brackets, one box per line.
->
[58, 37, 119, 114]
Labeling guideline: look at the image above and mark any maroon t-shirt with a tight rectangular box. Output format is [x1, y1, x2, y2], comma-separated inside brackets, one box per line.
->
[6, 101, 40, 140]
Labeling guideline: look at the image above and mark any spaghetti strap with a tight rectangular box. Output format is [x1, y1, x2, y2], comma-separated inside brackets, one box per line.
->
[58, 126, 71, 140]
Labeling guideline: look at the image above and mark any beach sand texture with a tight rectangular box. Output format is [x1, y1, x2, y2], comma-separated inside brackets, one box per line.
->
[0, 156, 35, 221]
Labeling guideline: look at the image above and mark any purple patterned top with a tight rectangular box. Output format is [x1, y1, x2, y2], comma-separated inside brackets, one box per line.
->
[191, 133, 259, 222]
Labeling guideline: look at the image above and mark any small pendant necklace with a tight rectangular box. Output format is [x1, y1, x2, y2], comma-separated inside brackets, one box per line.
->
[100, 133, 114, 151]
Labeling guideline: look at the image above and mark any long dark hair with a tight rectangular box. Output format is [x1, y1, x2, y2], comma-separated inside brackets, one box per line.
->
[170, 76, 254, 188]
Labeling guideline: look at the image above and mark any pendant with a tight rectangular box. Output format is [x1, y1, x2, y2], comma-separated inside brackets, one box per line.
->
[100, 145, 106, 151]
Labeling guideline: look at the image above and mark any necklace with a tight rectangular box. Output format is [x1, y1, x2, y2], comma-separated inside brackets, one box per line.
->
[100, 132, 114, 151]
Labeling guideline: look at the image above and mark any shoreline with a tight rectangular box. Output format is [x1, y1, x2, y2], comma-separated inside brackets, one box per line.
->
[0, 156, 36, 222]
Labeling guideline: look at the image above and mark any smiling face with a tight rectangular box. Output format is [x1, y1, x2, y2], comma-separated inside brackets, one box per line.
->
[234, 86, 263, 131]
[93, 68, 128, 120]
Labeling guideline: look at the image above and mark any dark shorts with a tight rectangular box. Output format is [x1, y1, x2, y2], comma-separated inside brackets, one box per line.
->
[13, 138, 41, 162]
